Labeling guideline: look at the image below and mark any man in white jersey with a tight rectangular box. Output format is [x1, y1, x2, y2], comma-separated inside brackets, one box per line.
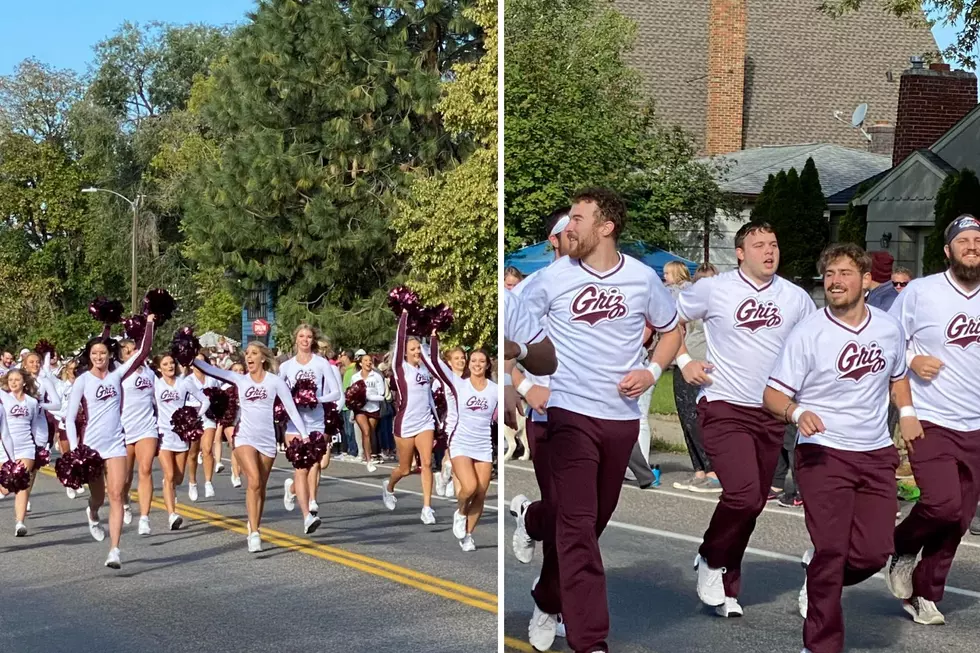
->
[504, 290, 556, 376]
[885, 214, 980, 626]
[510, 188, 682, 653]
[764, 243, 918, 653]
[676, 221, 816, 616]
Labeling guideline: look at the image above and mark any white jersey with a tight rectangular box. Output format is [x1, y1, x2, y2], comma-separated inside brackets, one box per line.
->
[279, 354, 342, 433]
[391, 312, 435, 436]
[154, 376, 206, 452]
[677, 269, 816, 407]
[511, 267, 553, 422]
[768, 306, 906, 451]
[520, 253, 678, 420]
[889, 271, 980, 432]
[195, 360, 306, 458]
[183, 372, 221, 408]
[121, 365, 157, 438]
[0, 391, 44, 461]
[504, 289, 546, 345]
[350, 369, 386, 414]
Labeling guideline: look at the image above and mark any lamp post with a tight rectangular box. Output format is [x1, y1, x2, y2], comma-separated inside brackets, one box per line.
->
[81, 187, 143, 314]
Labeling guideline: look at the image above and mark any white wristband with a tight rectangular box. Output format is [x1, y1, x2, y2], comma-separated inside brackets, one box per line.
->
[906, 350, 915, 366]
[517, 378, 534, 397]
[791, 406, 805, 425]
[899, 406, 917, 418]
[647, 362, 663, 384]
[516, 342, 529, 361]
[675, 353, 693, 369]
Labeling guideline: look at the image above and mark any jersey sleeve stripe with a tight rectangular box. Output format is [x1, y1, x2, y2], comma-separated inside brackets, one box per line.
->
[767, 377, 798, 394]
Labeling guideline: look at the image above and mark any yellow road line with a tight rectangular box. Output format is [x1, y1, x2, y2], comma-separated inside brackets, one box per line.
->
[37, 468, 497, 613]
[504, 636, 537, 651]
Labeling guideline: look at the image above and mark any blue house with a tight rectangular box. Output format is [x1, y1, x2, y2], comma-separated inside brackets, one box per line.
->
[241, 285, 276, 348]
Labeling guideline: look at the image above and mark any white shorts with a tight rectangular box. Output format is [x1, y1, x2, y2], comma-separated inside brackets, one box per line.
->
[397, 415, 435, 438]
[236, 430, 277, 459]
[448, 435, 492, 463]
[203, 417, 217, 431]
[86, 433, 128, 460]
[125, 430, 159, 446]
[0, 445, 36, 462]
[159, 429, 188, 453]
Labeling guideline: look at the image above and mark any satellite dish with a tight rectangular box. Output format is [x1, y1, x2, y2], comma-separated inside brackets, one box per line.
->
[851, 103, 869, 128]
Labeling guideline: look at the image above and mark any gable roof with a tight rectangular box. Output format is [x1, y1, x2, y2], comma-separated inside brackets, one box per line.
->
[704, 143, 892, 198]
[852, 149, 954, 205]
[614, 0, 938, 152]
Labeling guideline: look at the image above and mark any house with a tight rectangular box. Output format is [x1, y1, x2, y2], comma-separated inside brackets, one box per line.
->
[671, 143, 892, 269]
[613, 0, 937, 156]
[853, 62, 979, 276]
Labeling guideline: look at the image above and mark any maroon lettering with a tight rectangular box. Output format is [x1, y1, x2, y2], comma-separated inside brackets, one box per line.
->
[465, 395, 489, 412]
[160, 390, 181, 403]
[836, 341, 887, 382]
[9, 405, 30, 418]
[245, 386, 268, 402]
[95, 385, 118, 402]
[296, 370, 317, 382]
[733, 298, 783, 333]
[945, 313, 980, 349]
[415, 372, 428, 385]
[569, 285, 630, 326]
[135, 375, 154, 390]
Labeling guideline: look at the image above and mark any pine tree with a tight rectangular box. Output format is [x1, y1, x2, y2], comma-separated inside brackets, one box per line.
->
[924, 169, 980, 274]
[183, 0, 480, 350]
[837, 181, 872, 247]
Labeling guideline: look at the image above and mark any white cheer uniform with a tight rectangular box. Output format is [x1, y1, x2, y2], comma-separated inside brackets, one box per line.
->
[279, 354, 342, 434]
[184, 372, 222, 430]
[0, 391, 45, 462]
[392, 312, 435, 437]
[122, 365, 158, 445]
[350, 369, 386, 415]
[155, 376, 209, 453]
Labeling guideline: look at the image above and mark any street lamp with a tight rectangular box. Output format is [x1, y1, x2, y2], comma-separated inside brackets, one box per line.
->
[82, 187, 143, 314]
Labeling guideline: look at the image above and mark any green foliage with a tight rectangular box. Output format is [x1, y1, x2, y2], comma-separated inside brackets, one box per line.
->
[504, 0, 729, 252]
[0, 58, 83, 145]
[837, 181, 873, 247]
[924, 169, 980, 274]
[751, 158, 829, 280]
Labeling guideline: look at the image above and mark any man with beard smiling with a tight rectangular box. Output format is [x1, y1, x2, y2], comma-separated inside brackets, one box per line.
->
[885, 214, 980, 627]
[764, 243, 916, 653]
[511, 188, 682, 653]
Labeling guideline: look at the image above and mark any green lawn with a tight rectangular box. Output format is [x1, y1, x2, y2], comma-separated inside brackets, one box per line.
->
[651, 369, 678, 415]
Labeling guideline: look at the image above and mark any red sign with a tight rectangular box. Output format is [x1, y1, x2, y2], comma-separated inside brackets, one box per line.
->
[252, 319, 270, 337]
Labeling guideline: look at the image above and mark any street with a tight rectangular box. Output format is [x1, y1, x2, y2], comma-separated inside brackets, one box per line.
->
[503, 452, 980, 653]
[0, 457, 498, 653]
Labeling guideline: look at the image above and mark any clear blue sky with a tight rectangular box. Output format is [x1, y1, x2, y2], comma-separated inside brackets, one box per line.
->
[0, 0, 257, 76]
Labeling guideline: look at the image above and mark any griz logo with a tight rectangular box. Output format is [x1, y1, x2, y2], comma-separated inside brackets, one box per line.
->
[159, 389, 181, 403]
[135, 375, 154, 390]
[9, 405, 30, 419]
[95, 385, 118, 402]
[569, 285, 630, 327]
[466, 395, 489, 412]
[245, 386, 268, 402]
[945, 313, 980, 349]
[836, 341, 887, 382]
[733, 298, 783, 333]
[415, 371, 429, 386]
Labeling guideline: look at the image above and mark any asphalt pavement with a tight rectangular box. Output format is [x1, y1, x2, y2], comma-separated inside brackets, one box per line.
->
[0, 455, 498, 653]
[503, 452, 980, 653]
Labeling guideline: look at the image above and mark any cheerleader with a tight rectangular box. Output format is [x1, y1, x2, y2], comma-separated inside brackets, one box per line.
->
[351, 352, 386, 473]
[53, 360, 84, 499]
[0, 368, 54, 536]
[279, 325, 341, 534]
[194, 342, 308, 552]
[64, 315, 156, 568]
[118, 338, 159, 534]
[423, 336, 498, 551]
[382, 311, 437, 524]
[221, 360, 247, 488]
[435, 346, 467, 498]
[183, 352, 222, 501]
[153, 354, 209, 531]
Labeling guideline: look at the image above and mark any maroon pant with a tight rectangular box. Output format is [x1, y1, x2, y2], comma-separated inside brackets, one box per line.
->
[524, 407, 638, 653]
[894, 421, 980, 601]
[697, 400, 785, 597]
[526, 419, 559, 615]
[796, 443, 898, 653]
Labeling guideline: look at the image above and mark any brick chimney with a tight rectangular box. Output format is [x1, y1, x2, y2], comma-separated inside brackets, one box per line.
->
[892, 60, 977, 165]
[706, 0, 747, 155]
[866, 121, 895, 157]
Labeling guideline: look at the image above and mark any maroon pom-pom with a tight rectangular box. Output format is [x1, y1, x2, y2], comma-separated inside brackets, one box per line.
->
[203, 386, 230, 422]
[407, 311, 431, 337]
[123, 314, 147, 342]
[34, 447, 50, 469]
[0, 460, 31, 492]
[307, 431, 328, 460]
[433, 386, 447, 420]
[170, 327, 201, 368]
[75, 444, 104, 482]
[34, 339, 56, 358]
[143, 288, 177, 325]
[55, 452, 85, 489]
[345, 381, 367, 412]
[292, 378, 319, 408]
[387, 285, 421, 317]
[428, 304, 454, 333]
[171, 406, 204, 443]
[89, 297, 125, 324]
[274, 397, 287, 425]
[224, 386, 239, 423]
[323, 402, 342, 436]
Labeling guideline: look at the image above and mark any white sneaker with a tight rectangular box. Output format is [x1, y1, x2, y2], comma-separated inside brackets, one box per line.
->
[421, 506, 436, 525]
[309, 499, 319, 514]
[248, 531, 262, 553]
[903, 596, 946, 625]
[138, 516, 151, 536]
[446, 478, 455, 499]
[104, 547, 121, 569]
[453, 509, 467, 540]
[694, 554, 726, 607]
[382, 483, 397, 511]
[123, 504, 133, 525]
[283, 478, 296, 511]
[66, 487, 77, 500]
[188, 483, 199, 502]
[26, 501, 31, 513]
[304, 513, 321, 534]
[168, 513, 183, 531]
[366, 461, 378, 473]
[459, 534, 476, 552]
[528, 604, 558, 651]
[715, 596, 743, 618]
[77, 486, 86, 496]
[86, 507, 106, 542]
[14, 521, 27, 537]
[231, 475, 242, 488]
[435, 470, 447, 497]
[215, 461, 225, 473]
[510, 495, 535, 564]
[197, 452, 203, 465]
[800, 548, 813, 618]
[886, 554, 917, 599]
[204, 482, 215, 498]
